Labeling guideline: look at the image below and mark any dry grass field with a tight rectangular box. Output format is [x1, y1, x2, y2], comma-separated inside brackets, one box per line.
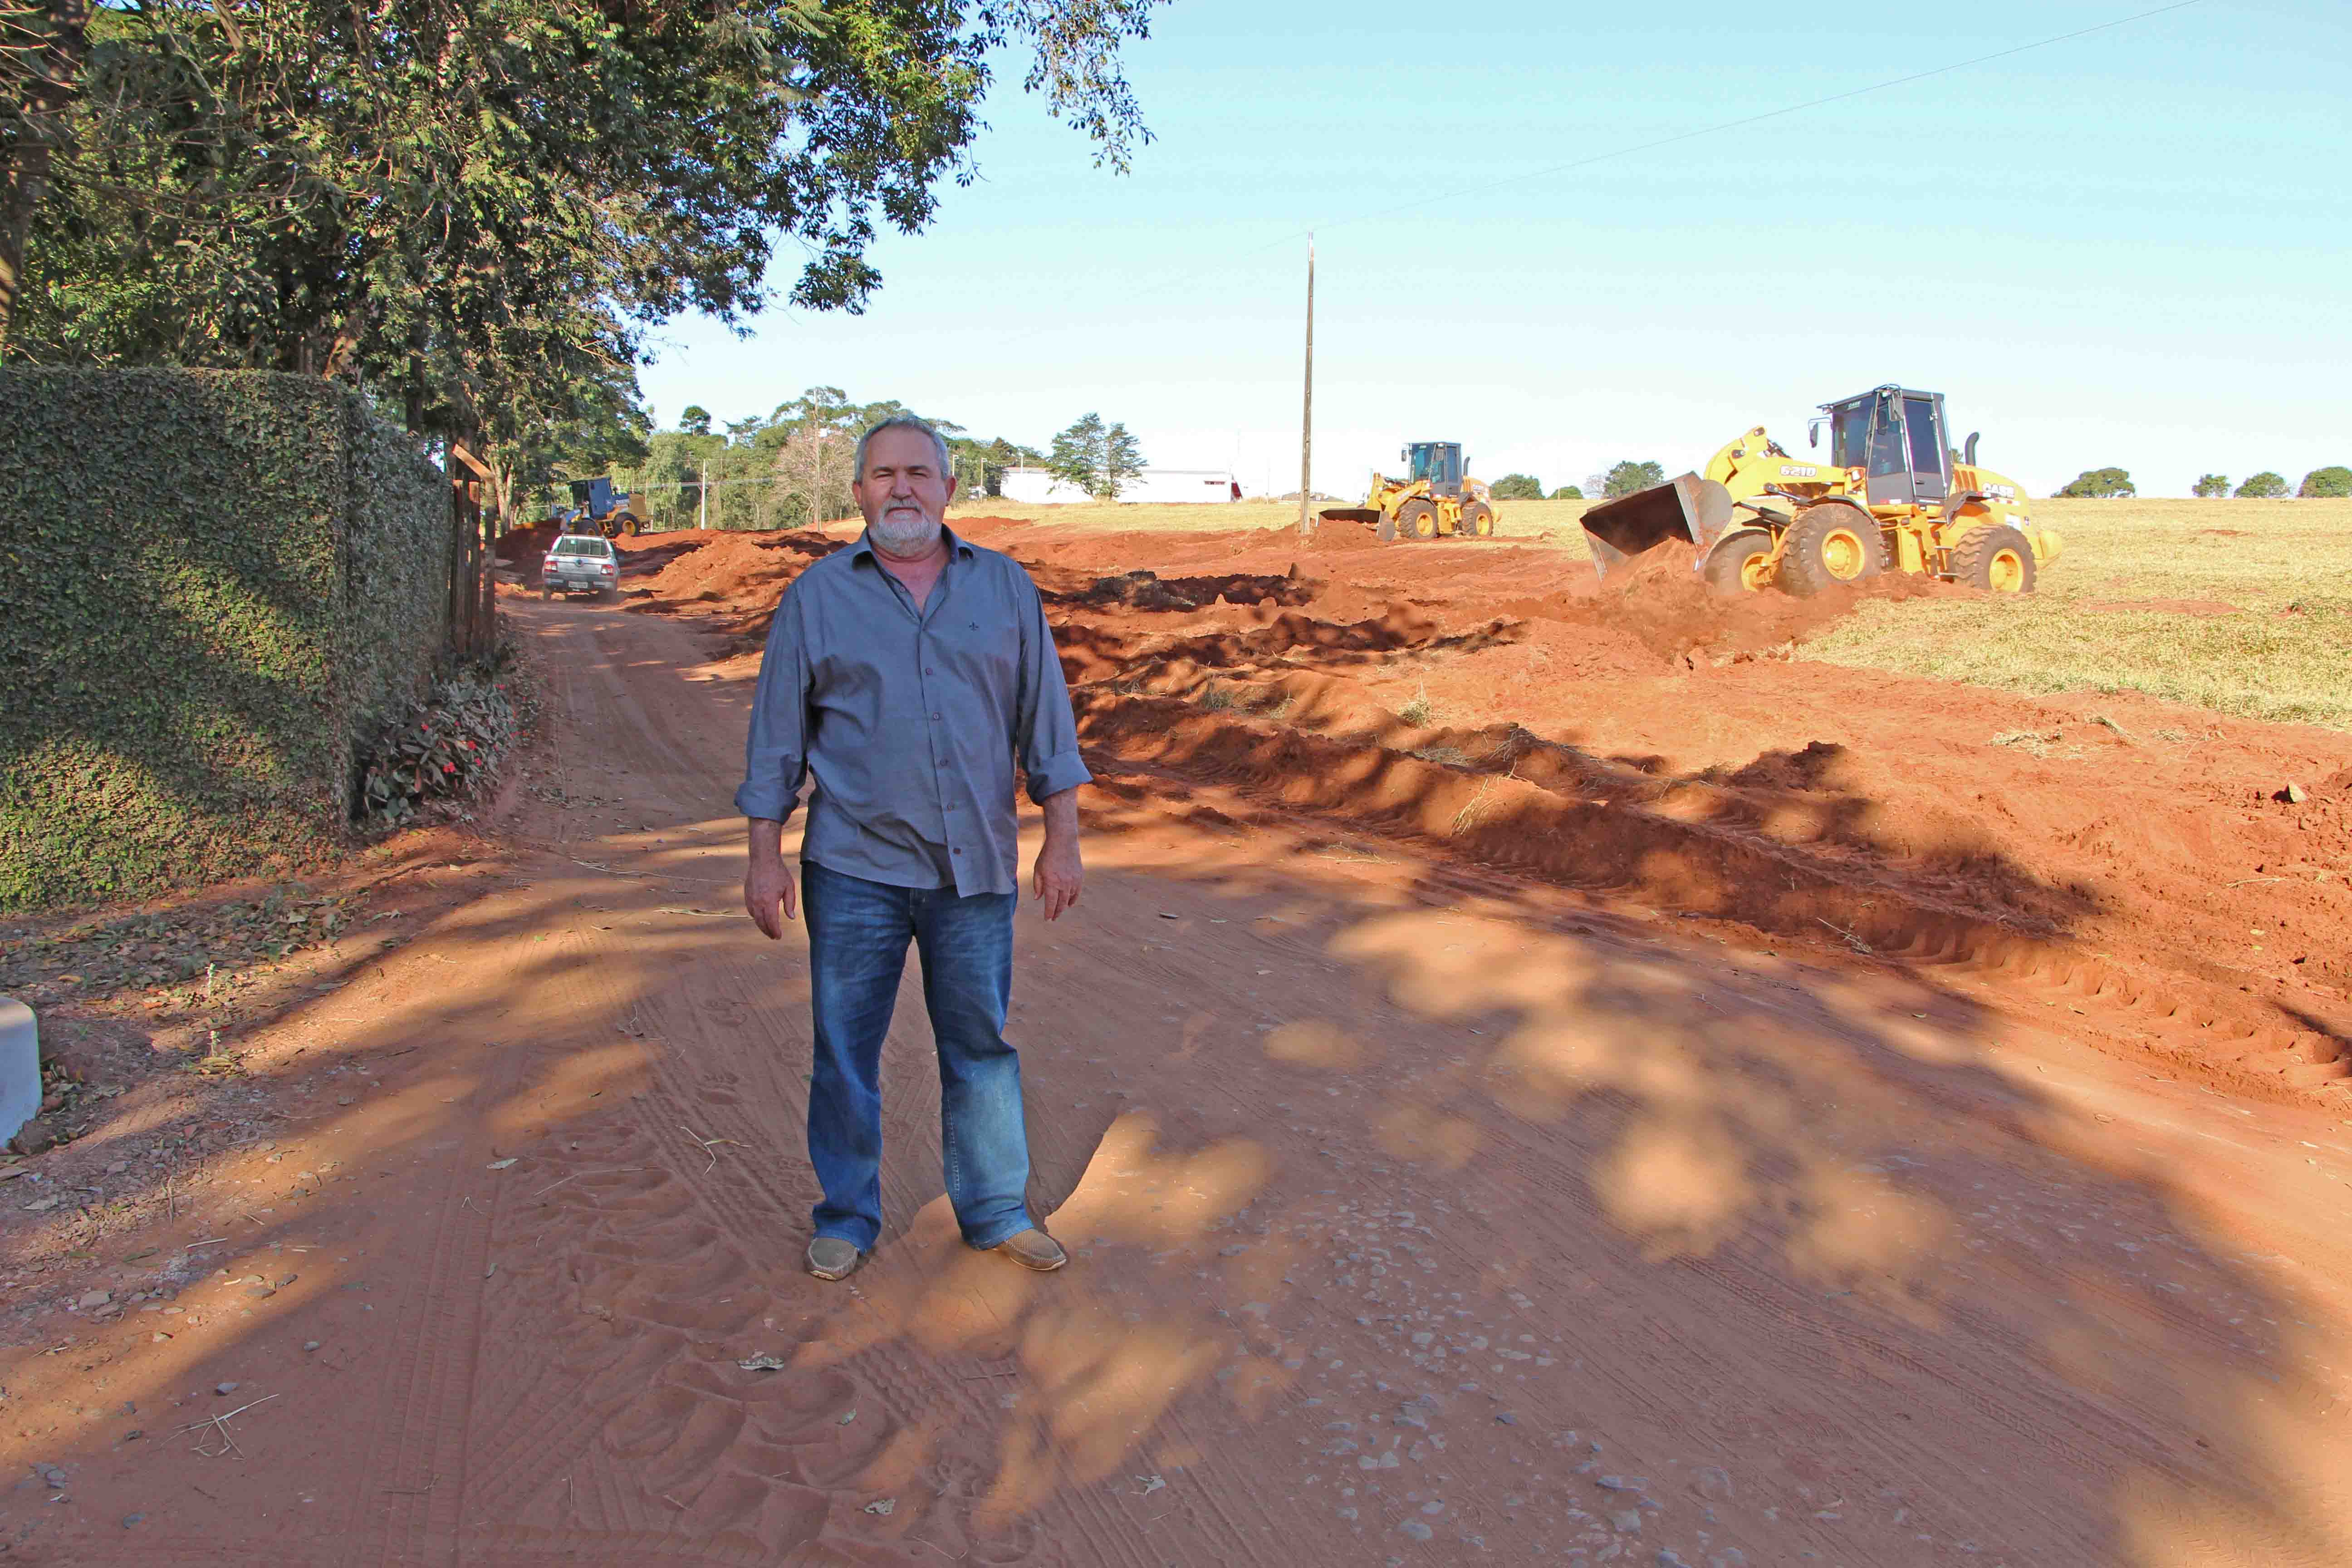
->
[1803, 497, 2352, 729]
[954, 494, 2352, 729]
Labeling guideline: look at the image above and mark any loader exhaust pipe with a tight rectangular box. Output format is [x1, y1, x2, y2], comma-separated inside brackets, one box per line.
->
[1578, 473, 1737, 581]
[1964, 431, 1980, 465]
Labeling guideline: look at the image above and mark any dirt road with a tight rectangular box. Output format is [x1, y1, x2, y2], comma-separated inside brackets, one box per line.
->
[9, 580, 2352, 1567]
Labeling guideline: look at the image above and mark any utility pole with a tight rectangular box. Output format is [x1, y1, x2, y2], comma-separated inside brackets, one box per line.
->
[1298, 235, 1314, 536]
[698, 461, 708, 530]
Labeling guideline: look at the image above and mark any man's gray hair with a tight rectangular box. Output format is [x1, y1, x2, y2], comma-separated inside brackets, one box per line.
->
[854, 415, 954, 481]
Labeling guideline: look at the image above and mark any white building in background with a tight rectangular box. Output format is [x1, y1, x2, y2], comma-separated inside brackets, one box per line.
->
[998, 466, 1239, 505]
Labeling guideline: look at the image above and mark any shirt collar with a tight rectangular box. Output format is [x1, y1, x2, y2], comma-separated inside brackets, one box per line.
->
[850, 523, 974, 567]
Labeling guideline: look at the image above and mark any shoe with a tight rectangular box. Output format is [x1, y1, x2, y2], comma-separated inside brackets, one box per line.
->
[806, 1237, 864, 1281]
[991, 1228, 1067, 1273]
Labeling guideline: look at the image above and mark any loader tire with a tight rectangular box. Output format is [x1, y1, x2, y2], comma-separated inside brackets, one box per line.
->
[1780, 505, 1887, 597]
[1460, 500, 1496, 537]
[1703, 530, 1778, 594]
[1397, 499, 1439, 540]
[1950, 524, 2036, 594]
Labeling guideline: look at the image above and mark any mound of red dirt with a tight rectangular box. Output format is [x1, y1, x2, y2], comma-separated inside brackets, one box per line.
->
[1037, 525, 2352, 1104]
[495, 521, 562, 565]
[631, 529, 838, 610]
[1308, 517, 1383, 552]
[620, 513, 2352, 1105]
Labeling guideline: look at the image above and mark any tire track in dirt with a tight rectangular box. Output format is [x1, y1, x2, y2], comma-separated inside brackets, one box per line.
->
[430, 604, 1118, 1564]
[348, 1044, 530, 1566]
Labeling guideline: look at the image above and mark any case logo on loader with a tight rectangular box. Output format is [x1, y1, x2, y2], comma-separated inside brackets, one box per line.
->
[1777, 465, 1819, 478]
[1983, 483, 2017, 500]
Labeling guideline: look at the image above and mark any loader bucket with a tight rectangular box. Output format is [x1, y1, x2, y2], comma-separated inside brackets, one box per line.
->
[1579, 474, 1736, 581]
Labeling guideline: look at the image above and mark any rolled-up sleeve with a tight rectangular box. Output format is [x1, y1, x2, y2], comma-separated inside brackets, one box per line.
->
[734, 586, 812, 822]
[1012, 573, 1092, 804]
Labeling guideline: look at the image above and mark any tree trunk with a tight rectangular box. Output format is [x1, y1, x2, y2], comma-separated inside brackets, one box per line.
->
[449, 454, 482, 658]
[0, 0, 93, 342]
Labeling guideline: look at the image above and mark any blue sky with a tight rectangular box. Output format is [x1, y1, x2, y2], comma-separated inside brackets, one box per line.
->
[637, 0, 2350, 500]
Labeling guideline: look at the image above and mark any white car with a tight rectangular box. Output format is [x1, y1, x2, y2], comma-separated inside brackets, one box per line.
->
[542, 534, 620, 600]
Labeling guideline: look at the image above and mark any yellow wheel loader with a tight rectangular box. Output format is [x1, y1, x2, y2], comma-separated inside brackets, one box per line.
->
[1320, 441, 1499, 541]
[1578, 386, 2062, 596]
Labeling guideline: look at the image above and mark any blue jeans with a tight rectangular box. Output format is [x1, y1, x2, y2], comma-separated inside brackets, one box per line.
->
[801, 859, 1034, 1252]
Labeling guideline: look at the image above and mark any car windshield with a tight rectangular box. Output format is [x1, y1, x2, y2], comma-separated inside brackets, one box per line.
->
[553, 538, 609, 557]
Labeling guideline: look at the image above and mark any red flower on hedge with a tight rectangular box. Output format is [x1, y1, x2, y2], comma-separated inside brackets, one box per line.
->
[443, 763, 457, 774]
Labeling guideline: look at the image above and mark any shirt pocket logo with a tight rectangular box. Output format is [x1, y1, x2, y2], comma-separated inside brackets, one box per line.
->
[940, 617, 1017, 685]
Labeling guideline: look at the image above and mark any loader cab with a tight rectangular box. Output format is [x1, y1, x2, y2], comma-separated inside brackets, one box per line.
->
[1814, 387, 1950, 506]
[1403, 441, 1465, 500]
[568, 476, 628, 517]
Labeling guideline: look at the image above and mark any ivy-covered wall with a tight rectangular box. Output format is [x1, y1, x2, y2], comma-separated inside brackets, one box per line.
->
[0, 369, 451, 908]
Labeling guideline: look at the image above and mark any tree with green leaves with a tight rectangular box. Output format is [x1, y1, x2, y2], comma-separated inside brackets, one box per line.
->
[1103, 424, 1143, 500]
[946, 434, 1039, 496]
[2191, 474, 2230, 497]
[1602, 461, 1665, 499]
[495, 391, 652, 526]
[606, 387, 1030, 530]
[680, 407, 715, 438]
[1550, 485, 1584, 500]
[4, 0, 1161, 480]
[1046, 412, 1143, 501]
[1489, 473, 1543, 501]
[2056, 467, 2135, 498]
[2234, 471, 2288, 499]
[2298, 466, 2352, 499]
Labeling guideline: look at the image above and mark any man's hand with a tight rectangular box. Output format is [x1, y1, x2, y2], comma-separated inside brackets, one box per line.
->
[1031, 835, 1083, 921]
[1031, 787, 1083, 921]
[744, 818, 797, 939]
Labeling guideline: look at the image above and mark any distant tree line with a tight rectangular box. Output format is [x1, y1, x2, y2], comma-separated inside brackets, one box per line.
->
[2074, 468, 2349, 499]
[2056, 467, 2136, 498]
[1487, 474, 1584, 500]
[605, 388, 1041, 534]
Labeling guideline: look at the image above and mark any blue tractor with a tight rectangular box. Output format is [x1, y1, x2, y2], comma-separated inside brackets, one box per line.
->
[554, 477, 642, 539]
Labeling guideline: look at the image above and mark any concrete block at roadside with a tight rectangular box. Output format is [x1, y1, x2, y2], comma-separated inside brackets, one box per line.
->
[0, 997, 37, 1149]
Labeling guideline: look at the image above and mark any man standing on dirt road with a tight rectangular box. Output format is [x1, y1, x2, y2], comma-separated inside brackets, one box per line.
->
[737, 415, 1090, 1283]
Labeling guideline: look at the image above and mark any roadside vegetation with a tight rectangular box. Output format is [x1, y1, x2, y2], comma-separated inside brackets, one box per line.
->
[3, 1, 1160, 520]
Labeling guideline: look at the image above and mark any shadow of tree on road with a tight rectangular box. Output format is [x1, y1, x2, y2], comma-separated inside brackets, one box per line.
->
[4, 593, 2345, 1568]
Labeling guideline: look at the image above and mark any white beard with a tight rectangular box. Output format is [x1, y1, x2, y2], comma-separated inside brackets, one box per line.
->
[870, 509, 941, 555]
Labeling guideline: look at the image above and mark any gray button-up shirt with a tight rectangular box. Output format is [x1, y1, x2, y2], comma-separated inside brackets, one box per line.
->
[734, 527, 1092, 897]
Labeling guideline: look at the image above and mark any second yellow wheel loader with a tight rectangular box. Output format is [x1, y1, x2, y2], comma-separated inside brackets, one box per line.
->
[1320, 441, 1499, 541]
[1578, 386, 2062, 596]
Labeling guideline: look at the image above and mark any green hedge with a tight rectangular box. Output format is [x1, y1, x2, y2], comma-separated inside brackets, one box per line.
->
[0, 369, 451, 908]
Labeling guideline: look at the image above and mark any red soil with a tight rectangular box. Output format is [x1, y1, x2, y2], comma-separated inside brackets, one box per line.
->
[617, 518, 2352, 1105]
[13, 516, 2352, 1566]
